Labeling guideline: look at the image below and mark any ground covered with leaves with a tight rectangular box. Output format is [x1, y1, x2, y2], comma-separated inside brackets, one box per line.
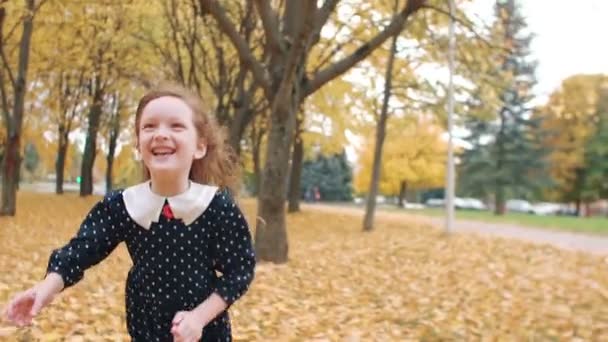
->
[1, 192, 608, 341]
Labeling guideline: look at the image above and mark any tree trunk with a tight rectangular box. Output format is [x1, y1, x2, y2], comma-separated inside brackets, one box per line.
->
[229, 105, 252, 154]
[106, 96, 120, 193]
[1, 136, 21, 215]
[80, 84, 103, 196]
[255, 92, 297, 262]
[0, 0, 34, 216]
[55, 128, 68, 194]
[363, 31, 398, 231]
[106, 128, 118, 194]
[228, 68, 256, 154]
[494, 114, 506, 215]
[287, 127, 304, 213]
[398, 180, 407, 207]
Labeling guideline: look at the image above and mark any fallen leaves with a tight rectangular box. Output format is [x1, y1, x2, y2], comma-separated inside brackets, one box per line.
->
[0, 192, 607, 341]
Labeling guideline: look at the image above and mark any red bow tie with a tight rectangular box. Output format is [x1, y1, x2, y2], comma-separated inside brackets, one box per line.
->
[162, 203, 175, 219]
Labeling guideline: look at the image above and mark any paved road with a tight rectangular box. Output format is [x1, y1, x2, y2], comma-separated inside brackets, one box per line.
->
[303, 203, 608, 256]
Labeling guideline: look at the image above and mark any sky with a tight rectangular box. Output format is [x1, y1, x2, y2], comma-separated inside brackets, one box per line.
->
[473, 0, 608, 103]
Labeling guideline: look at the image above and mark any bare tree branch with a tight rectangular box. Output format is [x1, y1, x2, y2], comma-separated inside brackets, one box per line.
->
[253, 0, 283, 53]
[199, 0, 271, 97]
[275, 1, 316, 103]
[310, 0, 340, 47]
[305, 0, 427, 97]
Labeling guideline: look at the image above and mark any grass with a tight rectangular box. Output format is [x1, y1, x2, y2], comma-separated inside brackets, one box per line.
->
[396, 206, 608, 235]
[317, 201, 608, 235]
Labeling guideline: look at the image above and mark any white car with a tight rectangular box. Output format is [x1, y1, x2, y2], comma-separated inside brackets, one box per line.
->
[425, 198, 445, 207]
[506, 199, 532, 213]
[461, 198, 487, 210]
[530, 202, 561, 216]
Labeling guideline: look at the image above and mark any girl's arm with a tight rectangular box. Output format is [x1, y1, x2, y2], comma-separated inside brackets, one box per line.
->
[210, 191, 256, 308]
[191, 292, 227, 326]
[46, 192, 125, 289]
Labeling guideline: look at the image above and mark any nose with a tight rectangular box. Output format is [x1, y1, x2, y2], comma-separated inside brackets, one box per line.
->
[153, 126, 170, 141]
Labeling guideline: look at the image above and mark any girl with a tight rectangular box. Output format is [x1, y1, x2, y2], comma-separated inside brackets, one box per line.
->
[4, 84, 256, 341]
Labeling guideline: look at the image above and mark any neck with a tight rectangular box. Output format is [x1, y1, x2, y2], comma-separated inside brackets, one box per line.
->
[149, 174, 190, 197]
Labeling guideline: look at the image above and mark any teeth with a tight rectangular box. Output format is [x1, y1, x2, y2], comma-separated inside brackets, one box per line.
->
[152, 150, 174, 156]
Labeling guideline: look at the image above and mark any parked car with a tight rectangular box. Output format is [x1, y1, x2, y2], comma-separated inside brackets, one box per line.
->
[425, 198, 445, 207]
[403, 202, 425, 210]
[506, 199, 532, 213]
[460, 198, 487, 210]
[530, 202, 561, 216]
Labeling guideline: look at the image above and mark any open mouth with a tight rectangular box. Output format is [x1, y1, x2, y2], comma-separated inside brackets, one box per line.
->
[151, 148, 176, 156]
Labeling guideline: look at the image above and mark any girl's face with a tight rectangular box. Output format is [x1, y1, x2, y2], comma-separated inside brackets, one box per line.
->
[137, 96, 206, 178]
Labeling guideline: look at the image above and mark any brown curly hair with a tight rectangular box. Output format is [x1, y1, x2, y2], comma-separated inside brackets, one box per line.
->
[134, 83, 241, 195]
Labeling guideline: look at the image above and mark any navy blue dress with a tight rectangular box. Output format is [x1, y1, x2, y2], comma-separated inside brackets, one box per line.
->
[46, 189, 256, 341]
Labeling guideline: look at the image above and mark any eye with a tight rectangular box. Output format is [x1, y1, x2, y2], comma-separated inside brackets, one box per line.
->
[172, 122, 186, 129]
[141, 123, 155, 131]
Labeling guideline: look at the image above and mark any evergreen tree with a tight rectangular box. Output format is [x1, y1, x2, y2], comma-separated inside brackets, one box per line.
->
[24, 142, 40, 174]
[300, 151, 353, 202]
[458, 0, 549, 214]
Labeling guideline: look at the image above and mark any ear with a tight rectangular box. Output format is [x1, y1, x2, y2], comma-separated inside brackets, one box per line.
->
[194, 140, 207, 159]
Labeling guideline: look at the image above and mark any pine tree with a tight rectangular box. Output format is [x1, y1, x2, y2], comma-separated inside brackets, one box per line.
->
[300, 151, 353, 202]
[458, 0, 549, 214]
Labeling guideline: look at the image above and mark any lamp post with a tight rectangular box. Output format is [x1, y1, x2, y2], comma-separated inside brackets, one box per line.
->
[445, 0, 456, 234]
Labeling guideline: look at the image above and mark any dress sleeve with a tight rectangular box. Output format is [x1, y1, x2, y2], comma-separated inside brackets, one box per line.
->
[46, 191, 125, 289]
[210, 190, 256, 307]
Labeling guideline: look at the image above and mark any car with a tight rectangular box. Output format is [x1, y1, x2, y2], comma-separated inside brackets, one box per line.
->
[506, 199, 532, 213]
[403, 202, 425, 210]
[425, 198, 445, 207]
[530, 202, 561, 216]
[464, 198, 488, 210]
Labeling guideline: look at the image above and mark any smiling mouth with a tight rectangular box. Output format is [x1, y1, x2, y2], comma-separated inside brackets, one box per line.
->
[151, 148, 176, 156]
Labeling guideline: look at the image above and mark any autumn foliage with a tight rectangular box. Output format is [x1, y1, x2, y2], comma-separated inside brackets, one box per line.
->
[1, 193, 608, 340]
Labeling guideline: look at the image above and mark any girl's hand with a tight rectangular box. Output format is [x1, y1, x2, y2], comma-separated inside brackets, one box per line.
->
[170, 310, 204, 342]
[4, 286, 54, 326]
[3, 273, 63, 327]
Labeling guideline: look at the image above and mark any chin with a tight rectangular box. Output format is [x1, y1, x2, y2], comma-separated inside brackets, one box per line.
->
[146, 165, 182, 176]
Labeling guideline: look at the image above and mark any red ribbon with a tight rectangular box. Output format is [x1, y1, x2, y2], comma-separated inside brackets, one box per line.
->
[162, 203, 175, 219]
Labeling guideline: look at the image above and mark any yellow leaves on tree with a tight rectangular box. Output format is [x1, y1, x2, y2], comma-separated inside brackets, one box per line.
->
[354, 117, 447, 196]
[537, 74, 608, 200]
[302, 78, 355, 159]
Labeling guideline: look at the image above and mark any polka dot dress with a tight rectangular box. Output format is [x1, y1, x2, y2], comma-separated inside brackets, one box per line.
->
[47, 189, 256, 341]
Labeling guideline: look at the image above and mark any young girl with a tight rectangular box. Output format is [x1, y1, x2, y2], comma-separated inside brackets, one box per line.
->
[4, 84, 256, 341]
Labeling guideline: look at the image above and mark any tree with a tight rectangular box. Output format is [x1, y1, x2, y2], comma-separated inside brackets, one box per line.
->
[536, 75, 607, 213]
[580, 85, 608, 208]
[200, 0, 427, 263]
[457, 0, 547, 215]
[354, 117, 446, 205]
[300, 151, 353, 202]
[0, 0, 37, 216]
[23, 140, 39, 175]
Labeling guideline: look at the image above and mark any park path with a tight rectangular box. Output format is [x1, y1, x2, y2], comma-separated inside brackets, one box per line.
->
[302, 203, 608, 256]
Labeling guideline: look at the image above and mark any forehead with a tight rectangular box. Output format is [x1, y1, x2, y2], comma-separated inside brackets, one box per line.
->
[140, 96, 193, 121]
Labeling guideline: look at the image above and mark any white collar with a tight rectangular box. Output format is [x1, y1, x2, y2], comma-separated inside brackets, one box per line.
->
[122, 181, 218, 229]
